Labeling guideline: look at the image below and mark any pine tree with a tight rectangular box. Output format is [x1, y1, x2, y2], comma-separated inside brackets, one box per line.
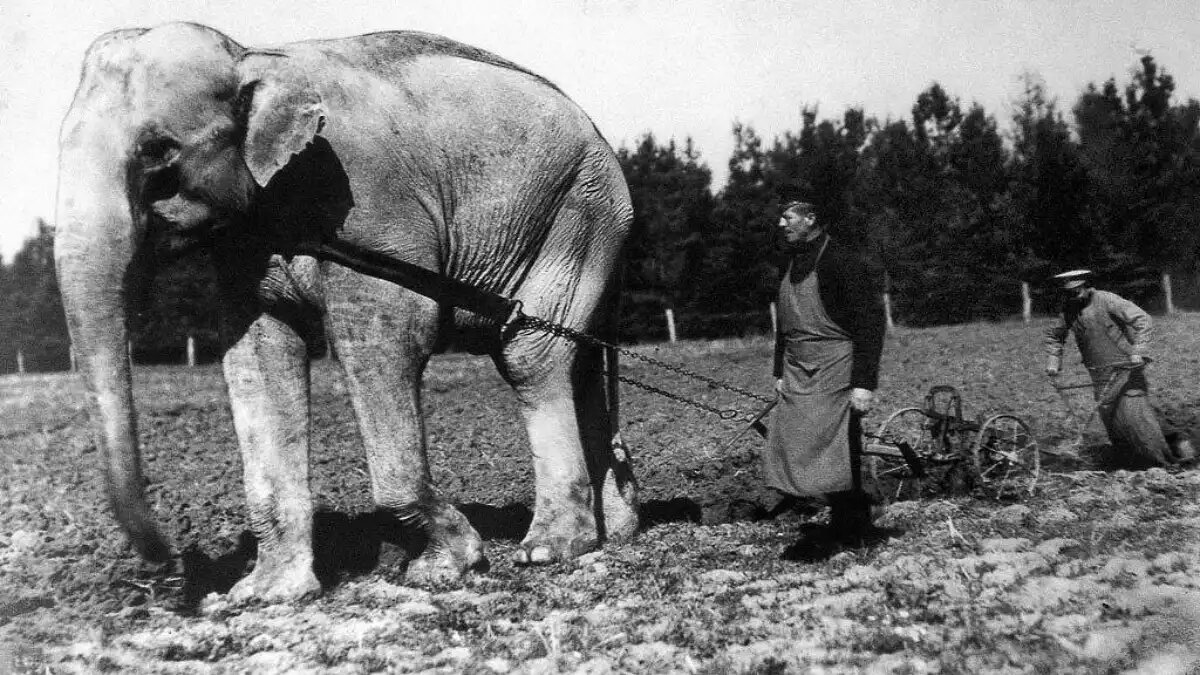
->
[855, 85, 1022, 324]
[1009, 73, 1092, 311]
[691, 123, 779, 337]
[2, 220, 70, 372]
[616, 133, 714, 341]
[1073, 56, 1200, 306]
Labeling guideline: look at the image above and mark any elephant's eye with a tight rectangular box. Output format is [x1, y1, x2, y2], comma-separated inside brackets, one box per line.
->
[137, 137, 181, 168]
[141, 165, 181, 201]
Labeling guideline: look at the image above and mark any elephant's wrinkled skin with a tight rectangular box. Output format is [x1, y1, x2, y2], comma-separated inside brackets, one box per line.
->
[55, 22, 638, 602]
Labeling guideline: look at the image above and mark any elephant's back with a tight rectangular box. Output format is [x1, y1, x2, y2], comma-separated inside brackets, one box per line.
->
[274, 31, 609, 144]
[279, 31, 565, 96]
[270, 31, 624, 168]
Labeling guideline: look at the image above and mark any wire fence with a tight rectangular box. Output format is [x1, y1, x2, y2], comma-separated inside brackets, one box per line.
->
[6, 275, 1198, 375]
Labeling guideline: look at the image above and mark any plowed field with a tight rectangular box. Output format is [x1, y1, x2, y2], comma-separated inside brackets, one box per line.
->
[2, 316, 1199, 673]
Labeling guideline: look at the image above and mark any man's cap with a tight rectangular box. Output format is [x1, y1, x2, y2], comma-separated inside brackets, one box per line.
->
[1053, 269, 1093, 289]
[781, 200, 815, 216]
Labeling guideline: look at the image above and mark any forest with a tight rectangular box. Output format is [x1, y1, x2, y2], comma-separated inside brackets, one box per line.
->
[2, 56, 1198, 373]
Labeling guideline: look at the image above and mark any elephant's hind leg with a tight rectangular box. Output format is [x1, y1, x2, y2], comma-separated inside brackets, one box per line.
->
[500, 169, 638, 564]
[326, 273, 485, 583]
[499, 278, 621, 563]
[502, 342, 599, 565]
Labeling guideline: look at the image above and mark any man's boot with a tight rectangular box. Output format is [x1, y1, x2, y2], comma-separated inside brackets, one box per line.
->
[829, 490, 899, 548]
[828, 491, 872, 539]
[782, 492, 901, 562]
[783, 491, 868, 562]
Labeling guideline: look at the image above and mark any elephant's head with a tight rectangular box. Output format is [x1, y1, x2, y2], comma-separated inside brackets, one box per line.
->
[54, 22, 326, 560]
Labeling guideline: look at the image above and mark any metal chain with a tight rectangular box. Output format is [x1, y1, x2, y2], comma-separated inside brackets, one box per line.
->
[614, 372, 741, 420]
[516, 312, 772, 420]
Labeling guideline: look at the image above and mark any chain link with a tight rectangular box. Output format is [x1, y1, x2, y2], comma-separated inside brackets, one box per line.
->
[516, 313, 771, 420]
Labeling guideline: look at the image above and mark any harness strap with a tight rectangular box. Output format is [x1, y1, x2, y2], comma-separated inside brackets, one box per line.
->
[290, 239, 519, 324]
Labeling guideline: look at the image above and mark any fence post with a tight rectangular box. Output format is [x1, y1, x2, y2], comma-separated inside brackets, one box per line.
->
[70, 345, 77, 372]
[127, 341, 133, 366]
[1021, 281, 1032, 323]
[16, 349, 25, 374]
[664, 308, 677, 343]
[187, 335, 196, 367]
[769, 302, 778, 335]
[1162, 271, 1176, 314]
[882, 272, 895, 330]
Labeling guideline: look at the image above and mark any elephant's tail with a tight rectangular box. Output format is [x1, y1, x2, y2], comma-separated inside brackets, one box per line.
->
[605, 344, 624, 456]
[601, 339, 639, 541]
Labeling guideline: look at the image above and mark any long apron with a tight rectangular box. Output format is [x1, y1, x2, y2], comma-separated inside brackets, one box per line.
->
[1072, 304, 1171, 466]
[765, 251, 855, 497]
[1091, 366, 1171, 466]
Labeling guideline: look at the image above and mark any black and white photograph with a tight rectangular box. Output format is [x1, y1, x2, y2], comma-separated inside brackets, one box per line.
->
[2, 1, 1199, 672]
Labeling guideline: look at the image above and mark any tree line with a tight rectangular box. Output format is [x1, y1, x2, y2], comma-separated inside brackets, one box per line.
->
[3, 57, 1198, 373]
[618, 56, 1200, 339]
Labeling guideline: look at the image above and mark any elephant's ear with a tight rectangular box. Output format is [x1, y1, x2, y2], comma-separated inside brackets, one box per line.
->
[237, 68, 325, 187]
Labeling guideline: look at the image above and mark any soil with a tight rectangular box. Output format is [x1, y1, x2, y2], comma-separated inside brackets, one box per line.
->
[2, 315, 1199, 673]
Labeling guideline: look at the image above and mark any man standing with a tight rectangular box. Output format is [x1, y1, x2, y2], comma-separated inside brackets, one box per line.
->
[765, 201, 887, 559]
[1045, 269, 1175, 467]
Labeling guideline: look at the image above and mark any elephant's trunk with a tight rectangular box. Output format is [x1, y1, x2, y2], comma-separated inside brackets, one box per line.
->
[55, 139, 171, 563]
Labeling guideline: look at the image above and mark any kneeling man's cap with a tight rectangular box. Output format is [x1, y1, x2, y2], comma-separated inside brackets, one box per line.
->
[1053, 269, 1093, 289]
[781, 200, 815, 215]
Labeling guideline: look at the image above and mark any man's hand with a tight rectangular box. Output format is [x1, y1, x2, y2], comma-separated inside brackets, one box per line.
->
[1046, 366, 1059, 377]
[1129, 353, 1144, 367]
[850, 388, 874, 413]
[775, 378, 783, 394]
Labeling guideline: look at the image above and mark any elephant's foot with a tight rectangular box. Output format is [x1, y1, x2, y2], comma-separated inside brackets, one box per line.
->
[402, 502, 486, 585]
[406, 548, 477, 585]
[228, 555, 320, 604]
[512, 504, 598, 565]
[512, 533, 599, 565]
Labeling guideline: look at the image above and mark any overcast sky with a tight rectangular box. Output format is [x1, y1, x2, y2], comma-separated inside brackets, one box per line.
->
[1, 0, 1197, 260]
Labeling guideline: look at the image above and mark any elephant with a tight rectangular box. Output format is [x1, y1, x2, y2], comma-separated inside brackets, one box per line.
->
[55, 21, 639, 602]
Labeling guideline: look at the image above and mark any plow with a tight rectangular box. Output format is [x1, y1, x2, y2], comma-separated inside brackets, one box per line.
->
[863, 385, 1041, 501]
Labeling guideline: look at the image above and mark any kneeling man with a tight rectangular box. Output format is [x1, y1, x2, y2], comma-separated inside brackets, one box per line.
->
[1045, 269, 1181, 467]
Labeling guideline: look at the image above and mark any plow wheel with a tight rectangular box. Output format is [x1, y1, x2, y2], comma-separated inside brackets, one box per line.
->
[972, 414, 1040, 499]
[865, 408, 933, 503]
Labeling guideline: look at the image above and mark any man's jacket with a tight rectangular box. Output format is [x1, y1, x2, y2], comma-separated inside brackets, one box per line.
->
[773, 235, 886, 390]
[1044, 289, 1153, 370]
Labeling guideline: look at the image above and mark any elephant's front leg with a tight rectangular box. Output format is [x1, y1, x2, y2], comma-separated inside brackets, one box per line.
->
[221, 310, 320, 603]
[325, 276, 484, 584]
